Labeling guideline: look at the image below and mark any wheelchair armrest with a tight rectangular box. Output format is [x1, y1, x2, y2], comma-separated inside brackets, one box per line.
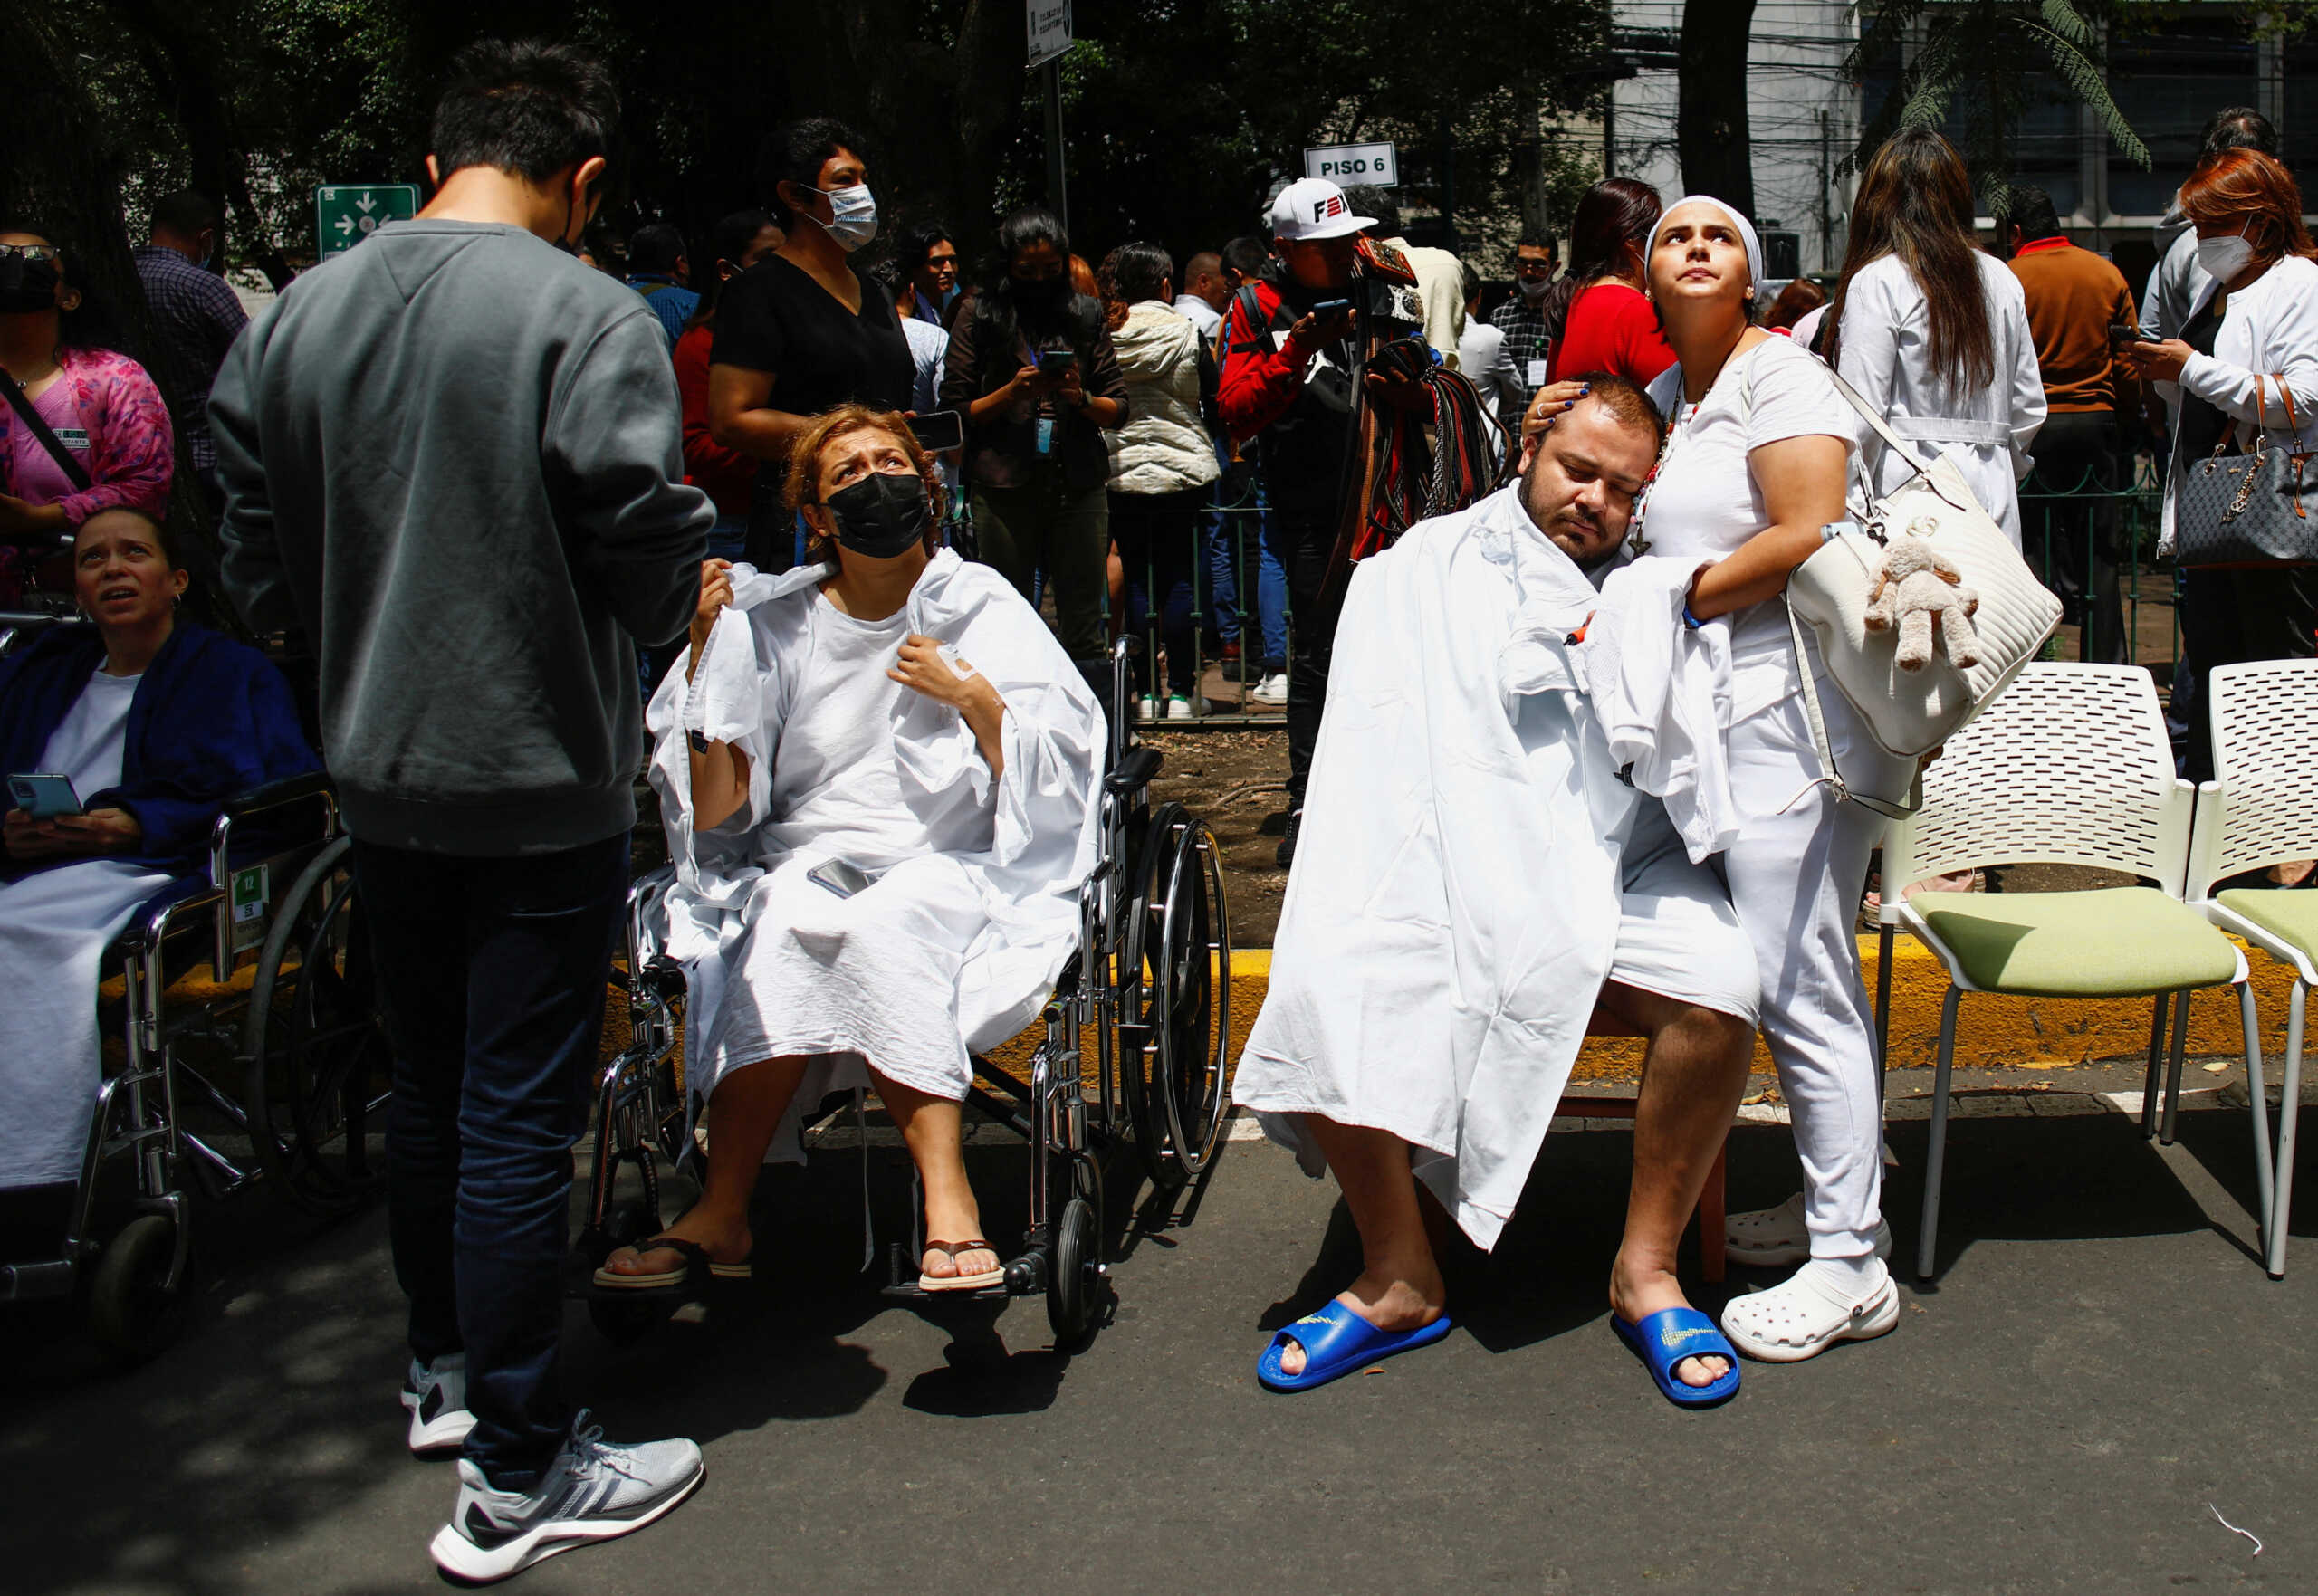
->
[207, 772, 338, 884]
[1105, 744, 1164, 796]
[225, 770, 336, 817]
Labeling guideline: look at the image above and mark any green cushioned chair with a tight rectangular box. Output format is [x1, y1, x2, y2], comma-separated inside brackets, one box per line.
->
[2187, 658, 2318, 1278]
[1881, 664, 2262, 1281]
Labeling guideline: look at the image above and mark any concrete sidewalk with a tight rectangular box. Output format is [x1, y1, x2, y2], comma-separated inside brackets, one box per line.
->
[5, 1086, 2313, 1595]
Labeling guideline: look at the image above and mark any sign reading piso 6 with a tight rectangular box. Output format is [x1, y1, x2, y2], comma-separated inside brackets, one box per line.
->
[1303, 142, 1397, 187]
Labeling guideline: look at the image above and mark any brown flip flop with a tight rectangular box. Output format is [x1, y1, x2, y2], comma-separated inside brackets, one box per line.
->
[918, 1238, 1004, 1293]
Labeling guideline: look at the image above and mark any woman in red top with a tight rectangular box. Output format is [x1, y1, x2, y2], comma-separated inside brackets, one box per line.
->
[674, 210, 784, 560]
[1541, 179, 1675, 387]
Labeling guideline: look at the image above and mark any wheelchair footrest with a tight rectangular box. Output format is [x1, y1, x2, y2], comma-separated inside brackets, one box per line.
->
[0, 1259, 78, 1302]
[878, 1240, 1044, 1301]
[876, 1278, 1014, 1304]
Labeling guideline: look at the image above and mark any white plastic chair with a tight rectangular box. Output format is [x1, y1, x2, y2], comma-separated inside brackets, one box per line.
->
[2187, 657, 2318, 1278]
[1880, 664, 2265, 1279]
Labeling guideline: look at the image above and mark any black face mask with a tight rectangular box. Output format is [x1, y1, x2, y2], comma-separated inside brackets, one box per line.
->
[824, 470, 931, 559]
[0, 254, 61, 315]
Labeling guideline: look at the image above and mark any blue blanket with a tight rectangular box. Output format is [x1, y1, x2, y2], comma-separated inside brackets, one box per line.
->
[0, 622, 319, 882]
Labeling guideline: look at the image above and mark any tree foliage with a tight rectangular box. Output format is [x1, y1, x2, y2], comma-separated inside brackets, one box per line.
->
[1847, 0, 2149, 207]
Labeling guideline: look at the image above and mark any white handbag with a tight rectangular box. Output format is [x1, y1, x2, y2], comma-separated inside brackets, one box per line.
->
[1782, 366, 2063, 814]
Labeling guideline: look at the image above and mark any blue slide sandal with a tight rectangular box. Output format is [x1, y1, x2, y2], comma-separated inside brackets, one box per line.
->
[1256, 1300, 1452, 1393]
[1612, 1306, 1742, 1409]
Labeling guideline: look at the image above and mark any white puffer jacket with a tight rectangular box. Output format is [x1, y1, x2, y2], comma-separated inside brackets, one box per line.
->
[1105, 301, 1221, 496]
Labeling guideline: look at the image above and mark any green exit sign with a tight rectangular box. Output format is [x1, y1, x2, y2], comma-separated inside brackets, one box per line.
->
[314, 184, 419, 259]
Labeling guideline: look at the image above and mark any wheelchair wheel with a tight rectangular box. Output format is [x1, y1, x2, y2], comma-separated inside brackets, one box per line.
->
[1148, 815, 1231, 1180]
[1045, 1196, 1098, 1346]
[1110, 811, 1170, 1188]
[243, 836, 391, 1216]
[87, 1213, 190, 1365]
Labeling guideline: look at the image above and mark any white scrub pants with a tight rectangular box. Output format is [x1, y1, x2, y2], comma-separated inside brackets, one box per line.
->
[1724, 682, 1912, 1260]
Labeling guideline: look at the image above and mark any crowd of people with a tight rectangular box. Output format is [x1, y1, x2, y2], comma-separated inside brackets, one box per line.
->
[4, 28, 2317, 1584]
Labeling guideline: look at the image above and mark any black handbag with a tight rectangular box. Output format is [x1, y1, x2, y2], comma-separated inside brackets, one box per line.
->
[2176, 372, 2318, 568]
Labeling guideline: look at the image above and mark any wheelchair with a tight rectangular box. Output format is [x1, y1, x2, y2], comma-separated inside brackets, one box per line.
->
[0, 619, 388, 1364]
[576, 636, 1234, 1345]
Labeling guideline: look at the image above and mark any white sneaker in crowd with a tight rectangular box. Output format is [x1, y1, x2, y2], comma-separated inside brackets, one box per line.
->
[401, 1352, 476, 1457]
[428, 1411, 704, 1583]
[1249, 673, 1288, 707]
[1165, 694, 1197, 720]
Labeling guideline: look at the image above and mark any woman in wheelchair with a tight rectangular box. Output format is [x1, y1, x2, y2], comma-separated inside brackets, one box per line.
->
[599, 405, 1104, 1294]
[0, 508, 315, 1193]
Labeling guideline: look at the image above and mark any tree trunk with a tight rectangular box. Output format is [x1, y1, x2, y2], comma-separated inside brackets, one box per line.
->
[1677, 0, 1757, 216]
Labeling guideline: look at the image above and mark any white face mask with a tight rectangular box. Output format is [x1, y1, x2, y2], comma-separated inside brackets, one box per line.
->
[2197, 229, 2256, 283]
[815, 184, 878, 252]
[1518, 274, 1551, 301]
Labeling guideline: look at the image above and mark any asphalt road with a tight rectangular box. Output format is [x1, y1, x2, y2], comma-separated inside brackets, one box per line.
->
[5, 1098, 2312, 1595]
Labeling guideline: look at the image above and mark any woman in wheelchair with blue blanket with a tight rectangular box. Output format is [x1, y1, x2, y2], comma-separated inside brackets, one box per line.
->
[599, 404, 1104, 1295]
[0, 508, 315, 1194]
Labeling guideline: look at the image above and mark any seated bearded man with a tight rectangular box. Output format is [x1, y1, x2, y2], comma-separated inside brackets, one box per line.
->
[1234, 376, 1760, 1406]
[600, 406, 1104, 1296]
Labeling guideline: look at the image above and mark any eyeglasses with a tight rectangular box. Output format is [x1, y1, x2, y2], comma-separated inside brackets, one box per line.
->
[1513, 262, 1555, 278]
[0, 243, 62, 263]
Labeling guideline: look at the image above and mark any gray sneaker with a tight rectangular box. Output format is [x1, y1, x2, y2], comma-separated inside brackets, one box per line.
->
[427, 1412, 704, 1583]
[401, 1352, 475, 1457]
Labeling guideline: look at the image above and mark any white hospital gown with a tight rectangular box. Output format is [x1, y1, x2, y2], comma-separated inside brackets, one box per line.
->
[1, 668, 177, 1189]
[647, 550, 1104, 1162]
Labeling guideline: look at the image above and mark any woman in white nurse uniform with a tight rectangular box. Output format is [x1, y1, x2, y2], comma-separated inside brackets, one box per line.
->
[1639, 197, 1914, 1362]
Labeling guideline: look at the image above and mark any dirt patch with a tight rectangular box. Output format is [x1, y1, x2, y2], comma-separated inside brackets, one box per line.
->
[1143, 728, 1292, 947]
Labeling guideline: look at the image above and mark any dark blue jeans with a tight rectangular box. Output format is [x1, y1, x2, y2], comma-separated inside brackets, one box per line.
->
[355, 832, 629, 1491]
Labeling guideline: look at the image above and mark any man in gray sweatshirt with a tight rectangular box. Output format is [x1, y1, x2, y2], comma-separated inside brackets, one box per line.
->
[211, 39, 710, 1582]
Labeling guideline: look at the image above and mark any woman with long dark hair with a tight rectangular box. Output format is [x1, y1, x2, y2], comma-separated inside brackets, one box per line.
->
[1826, 129, 2045, 544]
[1541, 178, 1674, 387]
[938, 207, 1127, 663]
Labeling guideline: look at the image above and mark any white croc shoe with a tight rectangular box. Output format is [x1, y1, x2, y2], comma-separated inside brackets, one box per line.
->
[1720, 1260, 1901, 1362]
[1724, 1192, 1893, 1269]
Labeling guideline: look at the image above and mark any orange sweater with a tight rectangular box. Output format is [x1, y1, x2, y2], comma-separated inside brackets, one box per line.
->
[2007, 237, 2143, 415]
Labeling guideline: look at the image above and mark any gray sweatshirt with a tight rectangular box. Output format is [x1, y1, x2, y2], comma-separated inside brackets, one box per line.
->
[211, 221, 711, 855]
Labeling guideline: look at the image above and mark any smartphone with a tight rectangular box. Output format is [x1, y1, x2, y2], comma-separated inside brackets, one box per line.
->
[908, 409, 963, 451]
[2108, 322, 2142, 348]
[1037, 347, 1079, 371]
[807, 858, 876, 899]
[7, 772, 82, 819]
[1311, 298, 1354, 316]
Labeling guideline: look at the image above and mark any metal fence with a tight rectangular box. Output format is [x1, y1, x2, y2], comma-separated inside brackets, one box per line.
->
[1103, 457, 2179, 729]
[2017, 451, 2177, 677]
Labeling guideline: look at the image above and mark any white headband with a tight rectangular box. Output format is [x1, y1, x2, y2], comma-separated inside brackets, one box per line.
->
[1659, 195, 1765, 298]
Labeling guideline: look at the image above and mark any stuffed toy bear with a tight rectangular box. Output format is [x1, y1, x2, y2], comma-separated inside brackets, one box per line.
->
[1863, 535, 1981, 673]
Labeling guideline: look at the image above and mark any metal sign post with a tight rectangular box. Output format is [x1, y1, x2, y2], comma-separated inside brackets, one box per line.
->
[1028, 0, 1073, 228]
[313, 184, 418, 260]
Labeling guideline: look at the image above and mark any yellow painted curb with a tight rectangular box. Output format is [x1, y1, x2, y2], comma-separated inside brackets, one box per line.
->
[627, 934, 2306, 1092]
[1069, 938, 2305, 1081]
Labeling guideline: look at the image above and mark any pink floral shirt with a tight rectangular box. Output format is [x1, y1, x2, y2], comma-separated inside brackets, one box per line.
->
[1, 345, 175, 526]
